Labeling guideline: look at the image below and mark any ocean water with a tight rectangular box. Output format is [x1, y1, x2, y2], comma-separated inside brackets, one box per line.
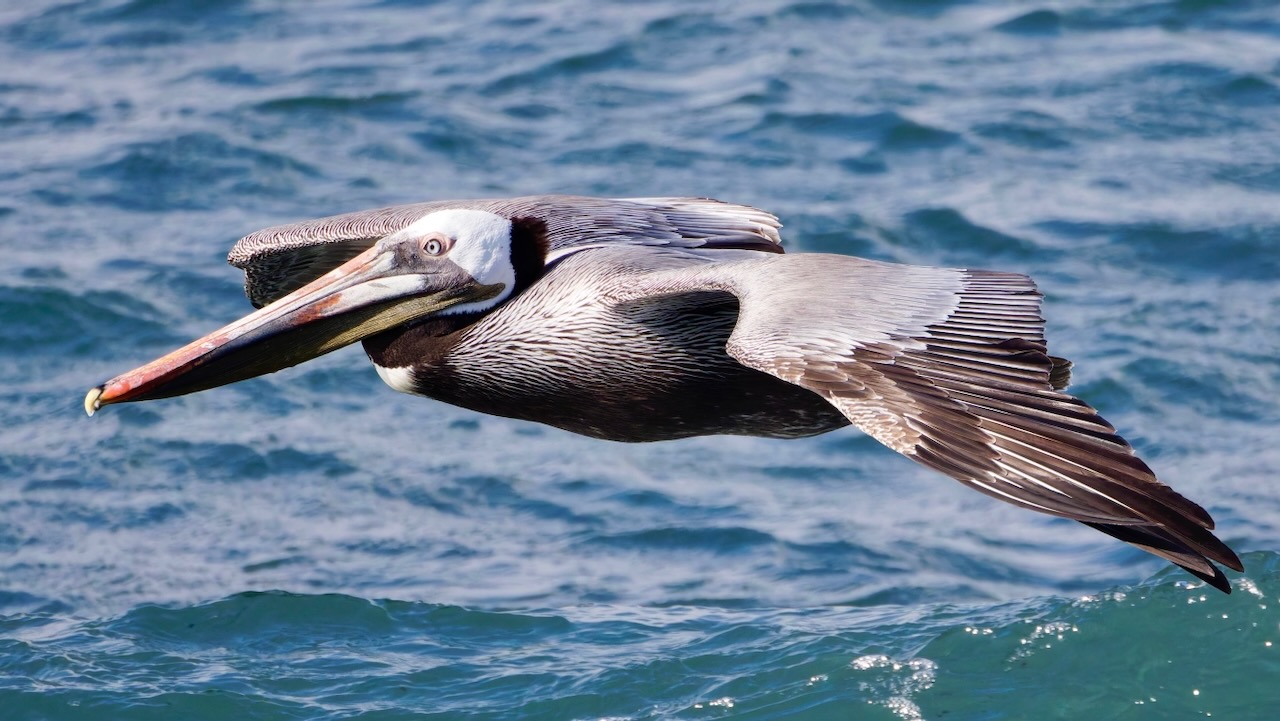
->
[2, 0, 1279, 718]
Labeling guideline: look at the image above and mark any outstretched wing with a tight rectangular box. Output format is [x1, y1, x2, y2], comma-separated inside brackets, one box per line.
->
[615, 253, 1241, 591]
[228, 196, 782, 308]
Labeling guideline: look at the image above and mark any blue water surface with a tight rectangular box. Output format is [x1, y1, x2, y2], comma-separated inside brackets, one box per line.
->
[2, 0, 1279, 718]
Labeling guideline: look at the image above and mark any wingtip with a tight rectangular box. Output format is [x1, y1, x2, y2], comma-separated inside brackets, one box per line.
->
[1219, 546, 1245, 573]
[1188, 561, 1233, 594]
[1083, 521, 1239, 594]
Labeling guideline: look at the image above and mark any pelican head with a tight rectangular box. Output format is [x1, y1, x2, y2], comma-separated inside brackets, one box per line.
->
[85, 209, 519, 414]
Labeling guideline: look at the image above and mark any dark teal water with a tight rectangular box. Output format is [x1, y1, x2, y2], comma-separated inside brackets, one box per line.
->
[3, 1, 1279, 718]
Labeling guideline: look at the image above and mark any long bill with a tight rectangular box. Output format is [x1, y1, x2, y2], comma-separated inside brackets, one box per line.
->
[85, 245, 502, 415]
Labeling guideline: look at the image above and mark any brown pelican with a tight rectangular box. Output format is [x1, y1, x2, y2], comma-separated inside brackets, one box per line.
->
[84, 195, 1241, 592]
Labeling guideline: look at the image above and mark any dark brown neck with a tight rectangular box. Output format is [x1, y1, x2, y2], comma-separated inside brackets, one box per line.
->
[362, 315, 473, 370]
[508, 215, 549, 295]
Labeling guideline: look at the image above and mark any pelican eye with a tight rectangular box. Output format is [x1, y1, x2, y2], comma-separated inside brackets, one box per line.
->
[421, 234, 452, 256]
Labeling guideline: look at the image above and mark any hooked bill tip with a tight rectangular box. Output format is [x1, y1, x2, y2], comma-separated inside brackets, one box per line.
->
[84, 386, 104, 417]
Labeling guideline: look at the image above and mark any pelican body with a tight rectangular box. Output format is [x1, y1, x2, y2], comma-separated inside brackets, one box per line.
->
[86, 196, 1241, 591]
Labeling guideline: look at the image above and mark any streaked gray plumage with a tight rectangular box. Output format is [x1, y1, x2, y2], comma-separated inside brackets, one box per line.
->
[89, 195, 1242, 592]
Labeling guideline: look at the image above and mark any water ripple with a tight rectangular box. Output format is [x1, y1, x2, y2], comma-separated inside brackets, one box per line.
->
[2, 0, 1279, 717]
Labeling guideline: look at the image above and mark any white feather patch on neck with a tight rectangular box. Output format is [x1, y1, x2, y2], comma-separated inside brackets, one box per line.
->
[374, 364, 417, 394]
[398, 209, 515, 315]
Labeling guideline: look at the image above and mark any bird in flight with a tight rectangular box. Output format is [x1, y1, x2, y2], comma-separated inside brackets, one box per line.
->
[85, 196, 1241, 592]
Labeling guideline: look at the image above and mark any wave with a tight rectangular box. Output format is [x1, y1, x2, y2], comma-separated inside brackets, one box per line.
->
[2, 552, 1274, 719]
